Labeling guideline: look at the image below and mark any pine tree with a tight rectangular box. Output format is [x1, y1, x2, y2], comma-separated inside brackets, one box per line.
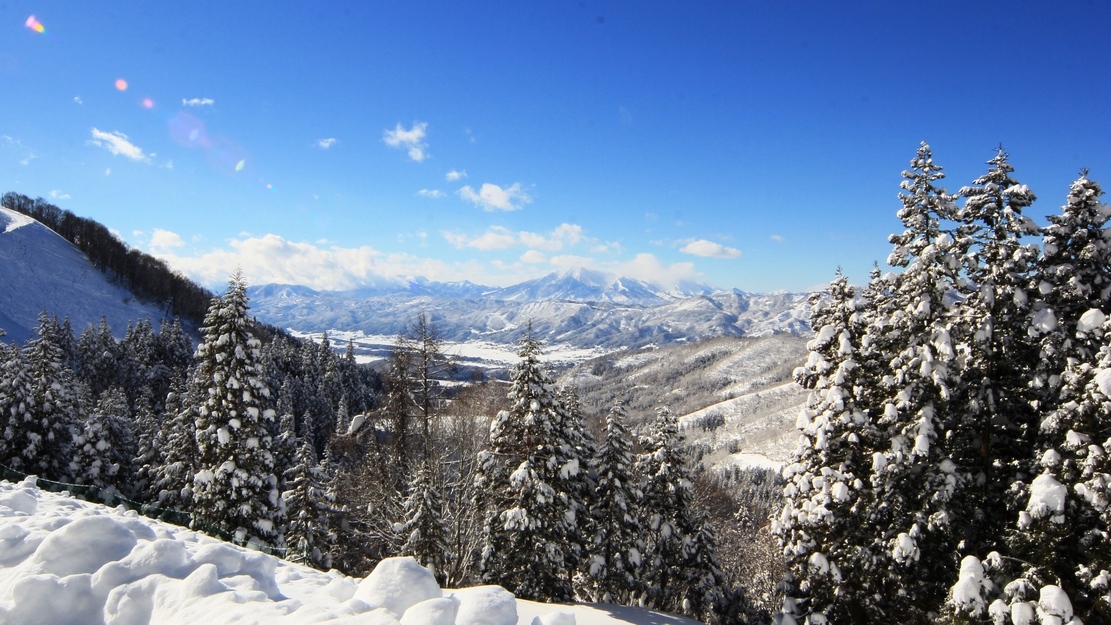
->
[1030, 172, 1111, 396]
[71, 387, 136, 495]
[190, 272, 285, 547]
[3, 312, 82, 479]
[150, 379, 197, 510]
[283, 439, 336, 570]
[774, 272, 886, 623]
[477, 324, 579, 601]
[583, 400, 644, 604]
[862, 144, 968, 622]
[398, 459, 452, 585]
[76, 316, 121, 399]
[949, 147, 1041, 558]
[636, 406, 721, 618]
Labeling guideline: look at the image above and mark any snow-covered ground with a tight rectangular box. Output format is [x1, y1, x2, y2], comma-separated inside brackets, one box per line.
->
[0, 478, 701, 625]
[293, 330, 609, 368]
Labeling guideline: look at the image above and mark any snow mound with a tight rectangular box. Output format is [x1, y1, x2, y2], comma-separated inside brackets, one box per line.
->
[0, 479, 698, 625]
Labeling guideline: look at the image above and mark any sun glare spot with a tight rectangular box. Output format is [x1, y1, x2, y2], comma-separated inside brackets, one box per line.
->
[142, 98, 154, 109]
[115, 79, 128, 91]
[25, 15, 45, 33]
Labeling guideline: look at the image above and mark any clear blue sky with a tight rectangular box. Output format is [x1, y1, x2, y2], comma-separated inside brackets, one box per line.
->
[3, 1, 1109, 292]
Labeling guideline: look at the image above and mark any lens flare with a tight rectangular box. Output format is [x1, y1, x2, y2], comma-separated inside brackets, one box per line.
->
[142, 98, 154, 109]
[115, 79, 128, 91]
[235, 160, 245, 172]
[267, 183, 274, 191]
[169, 112, 209, 148]
[25, 16, 45, 33]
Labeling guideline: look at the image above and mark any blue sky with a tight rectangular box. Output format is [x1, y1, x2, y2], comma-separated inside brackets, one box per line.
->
[3, 2, 1110, 293]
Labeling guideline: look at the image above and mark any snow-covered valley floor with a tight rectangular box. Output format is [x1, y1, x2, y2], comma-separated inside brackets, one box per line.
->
[0, 478, 701, 625]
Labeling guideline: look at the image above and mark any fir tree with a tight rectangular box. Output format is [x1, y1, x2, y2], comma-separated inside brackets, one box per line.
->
[150, 379, 197, 510]
[1030, 172, 1111, 396]
[3, 312, 82, 479]
[949, 147, 1041, 558]
[71, 387, 137, 495]
[775, 272, 885, 623]
[190, 272, 285, 547]
[398, 459, 453, 585]
[583, 400, 643, 605]
[637, 406, 722, 618]
[283, 439, 336, 570]
[477, 324, 580, 601]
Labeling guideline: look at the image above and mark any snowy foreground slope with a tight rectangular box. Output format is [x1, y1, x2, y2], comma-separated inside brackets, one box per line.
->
[0, 207, 169, 344]
[0, 478, 701, 625]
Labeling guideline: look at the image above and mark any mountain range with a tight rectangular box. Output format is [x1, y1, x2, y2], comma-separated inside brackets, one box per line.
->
[247, 270, 813, 350]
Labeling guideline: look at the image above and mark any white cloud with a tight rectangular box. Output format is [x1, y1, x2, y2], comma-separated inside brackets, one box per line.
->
[48, 190, 71, 200]
[446, 169, 467, 181]
[443, 226, 518, 251]
[183, 98, 214, 107]
[679, 239, 742, 259]
[771, 234, 786, 242]
[150, 229, 185, 251]
[88, 128, 149, 162]
[383, 122, 429, 162]
[317, 138, 337, 149]
[614, 253, 700, 287]
[518, 223, 583, 251]
[457, 183, 532, 212]
[416, 189, 446, 199]
[74, 96, 83, 105]
[520, 250, 547, 264]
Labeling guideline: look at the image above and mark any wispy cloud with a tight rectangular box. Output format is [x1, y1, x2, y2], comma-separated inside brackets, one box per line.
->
[183, 98, 214, 107]
[417, 189, 446, 199]
[316, 138, 337, 149]
[446, 169, 467, 182]
[48, 190, 71, 200]
[74, 96, 83, 105]
[444, 226, 518, 251]
[383, 121, 429, 162]
[150, 229, 185, 251]
[457, 183, 531, 212]
[520, 250, 547, 264]
[88, 128, 149, 162]
[443, 223, 585, 252]
[679, 239, 742, 259]
[770, 234, 785, 242]
[4, 135, 40, 165]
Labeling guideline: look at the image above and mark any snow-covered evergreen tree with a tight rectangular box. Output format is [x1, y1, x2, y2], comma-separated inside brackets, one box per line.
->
[71, 387, 137, 495]
[76, 316, 121, 399]
[476, 325, 581, 601]
[637, 406, 722, 618]
[2, 312, 82, 479]
[863, 144, 968, 622]
[283, 439, 335, 570]
[190, 272, 285, 547]
[582, 400, 644, 605]
[774, 272, 888, 623]
[398, 459, 452, 585]
[1030, 172, 1111, 398]
[149, 380, 196, 510]
[949, 147, 1041, 558]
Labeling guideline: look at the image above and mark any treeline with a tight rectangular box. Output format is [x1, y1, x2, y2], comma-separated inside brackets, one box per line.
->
[2, 192, 213, 325]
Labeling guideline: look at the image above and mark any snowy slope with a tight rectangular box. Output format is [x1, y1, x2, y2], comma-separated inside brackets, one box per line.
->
[561, 335, 809, 469]
[0, 207, 170, 343]
[0, 478, 703, 625]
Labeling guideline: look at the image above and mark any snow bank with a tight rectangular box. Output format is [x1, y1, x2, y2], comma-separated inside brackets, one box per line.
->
[0, 478, 701, 625]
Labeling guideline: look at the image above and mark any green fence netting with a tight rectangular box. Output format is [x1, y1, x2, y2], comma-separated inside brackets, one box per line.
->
[0, 462, 294, 560]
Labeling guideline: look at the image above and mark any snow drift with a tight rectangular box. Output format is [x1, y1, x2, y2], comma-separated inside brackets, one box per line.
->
[0, 478, 700, 625]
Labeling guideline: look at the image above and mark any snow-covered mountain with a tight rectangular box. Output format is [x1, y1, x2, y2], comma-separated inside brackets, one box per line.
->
[0, 206, 172, 343]
[247, 269, 812, 351]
